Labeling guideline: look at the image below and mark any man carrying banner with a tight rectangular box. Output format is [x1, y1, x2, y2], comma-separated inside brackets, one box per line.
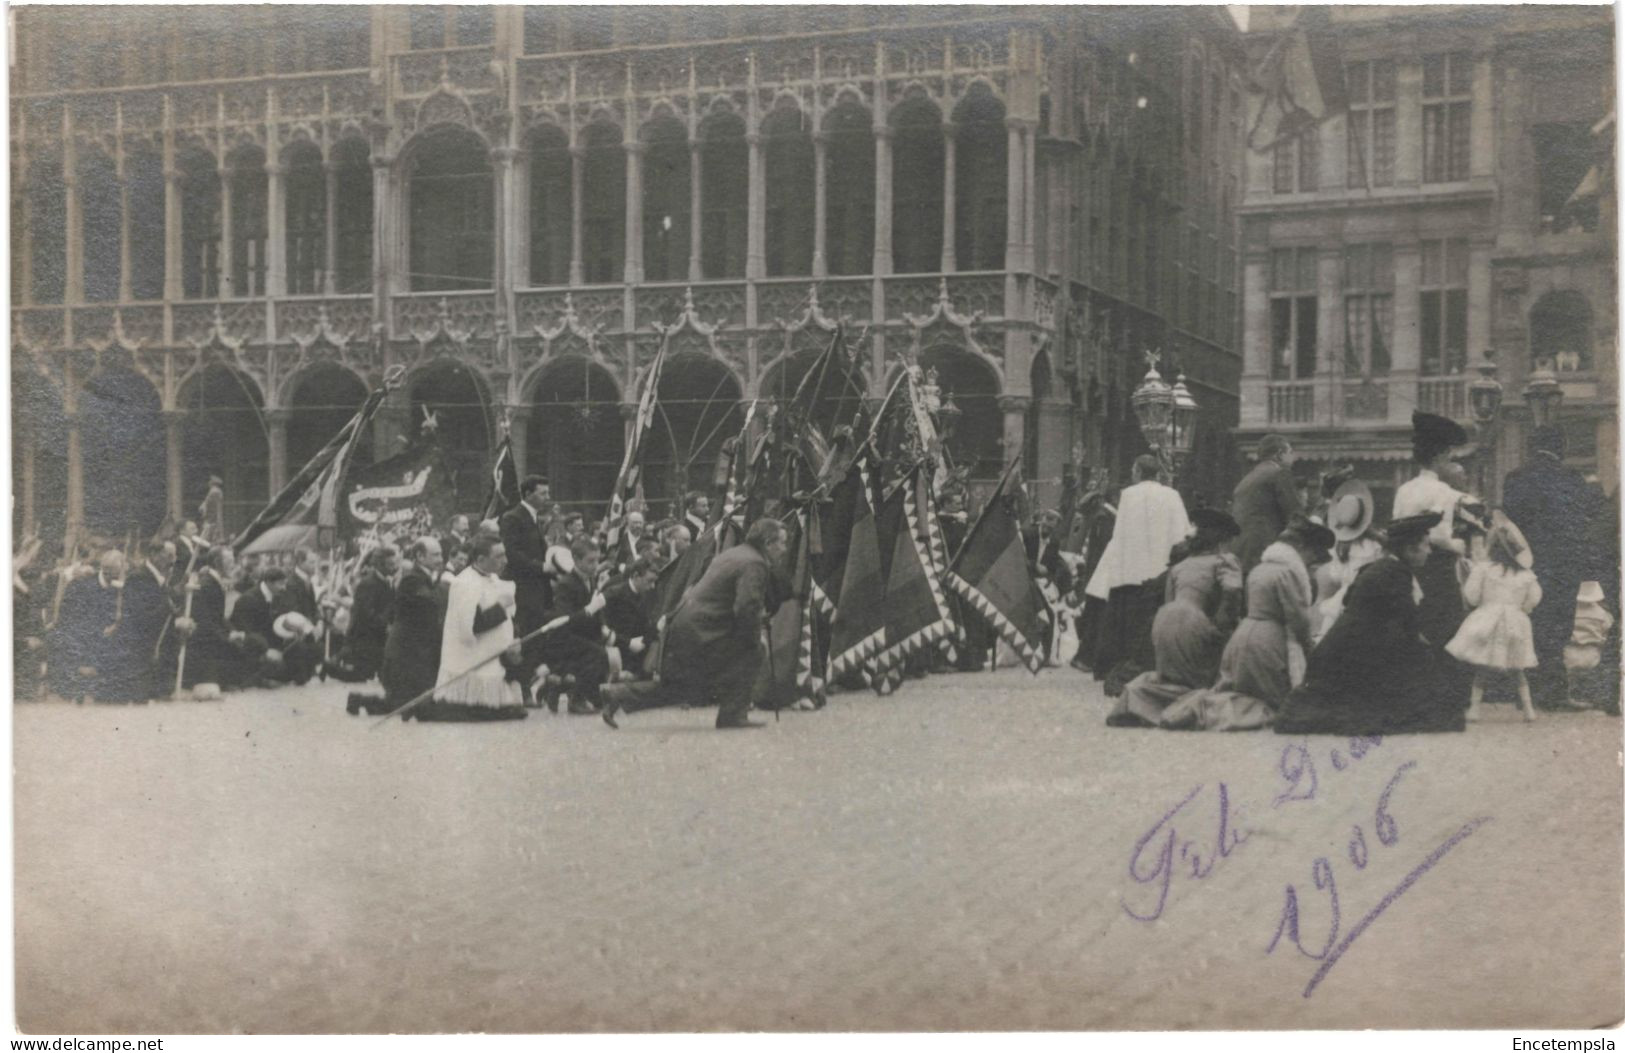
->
[499, 474, 553, 706]
[601, 517, 790, 730]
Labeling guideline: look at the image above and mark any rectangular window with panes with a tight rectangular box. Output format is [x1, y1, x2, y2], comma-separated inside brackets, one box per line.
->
[1346, 60, 1396, 188]
[1420, 238, 1468, 375]
[1342, 243, 1393, 376]
[1423, 52, 1473, 183]
[1273, 131, 1319, 193]
[1270, 247, 1318, 379]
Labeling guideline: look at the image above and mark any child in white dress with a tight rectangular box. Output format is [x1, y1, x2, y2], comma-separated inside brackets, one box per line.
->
[1447, 524, 1542, 723]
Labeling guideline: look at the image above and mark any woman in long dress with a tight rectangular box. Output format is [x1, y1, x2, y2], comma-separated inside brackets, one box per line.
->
[1391, 411, 1472, 707]
[414, 535, 527, 722]
[1108, 509, 1242, 727]
[1160, 518, 1328, 732]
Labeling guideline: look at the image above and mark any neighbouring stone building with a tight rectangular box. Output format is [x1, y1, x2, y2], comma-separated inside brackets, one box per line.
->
[10, 5, 1246, 541]
[1238, 5, 1616, 513]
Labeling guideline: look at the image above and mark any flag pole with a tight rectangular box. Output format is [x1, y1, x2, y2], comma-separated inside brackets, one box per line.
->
[370, 615, 574, 728]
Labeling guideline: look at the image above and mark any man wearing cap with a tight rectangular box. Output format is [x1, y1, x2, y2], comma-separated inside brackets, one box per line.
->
[1232, 435, 1301, 578]
[1501, 425, 1602, 709]
[1277, 512, 1462, 735]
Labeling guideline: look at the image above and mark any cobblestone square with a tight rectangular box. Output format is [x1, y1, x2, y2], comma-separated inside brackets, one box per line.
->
[13, 670, 1624, 1033]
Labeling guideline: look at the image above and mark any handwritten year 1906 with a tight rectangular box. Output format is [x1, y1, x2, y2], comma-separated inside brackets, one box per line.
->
[1267, 761, 1494, 998]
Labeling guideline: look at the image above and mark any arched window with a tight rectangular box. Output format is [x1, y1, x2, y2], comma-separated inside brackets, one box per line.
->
[410, 362, 491, 515]
[180, 366, 269, 533]
[408, 128, 492, 292]
[824, 103, 875, 276]
[178, 147, 219, 300]
[528, 125, 573, 287]
[1529, 290, 1594, 373]
[284, 141, 325, 295]
[641, 115, 691, 283]
[81, 367, 167, 535]
[763, 106, 814, 277]
[28, 158, 67, 304]
[580, 122, 625, 284]
[228, 146, 268, 297]
[79, 151, 121, 302]
[891, 98, 945, 275]
[126, 149, 165, 301]
[919, 344, 1001, 480]
[527, 358, 625, 514]
[645, 354, 744, 502]
[700, 112, 748, 279]
[758, 346, 868, 437]
[332, 138, 373, 294]
[953, 88, 1007, 272]
[288, 365, 372, 474]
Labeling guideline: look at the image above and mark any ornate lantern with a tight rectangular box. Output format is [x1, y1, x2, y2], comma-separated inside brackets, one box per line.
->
[1130, 350, 1174, 455]
[1167, 371, 1200, 465]
[1468, 361, 1504, 425]
[1522, 358, 1565, 427]
[937, 390, 962, 445]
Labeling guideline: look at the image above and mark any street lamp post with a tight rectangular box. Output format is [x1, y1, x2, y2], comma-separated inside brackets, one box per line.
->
[1467, 360, 1504, 498]
[1523, 357, 1565, 428]
[1130, 349, 1199, 482]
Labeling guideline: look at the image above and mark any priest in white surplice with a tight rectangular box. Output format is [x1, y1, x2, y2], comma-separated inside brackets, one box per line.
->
[1083, 453, 1191, 690]
[418, 534, 528, 722]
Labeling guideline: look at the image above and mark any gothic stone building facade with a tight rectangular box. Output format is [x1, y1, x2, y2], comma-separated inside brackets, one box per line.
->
[11, 6, 1244, 540]
[1239, 5, 1616, 514]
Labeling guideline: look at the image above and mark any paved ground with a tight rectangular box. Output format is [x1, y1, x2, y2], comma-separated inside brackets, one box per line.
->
[13, 669, 1624, 1033]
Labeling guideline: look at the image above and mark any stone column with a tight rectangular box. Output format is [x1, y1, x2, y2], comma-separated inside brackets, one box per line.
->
[746, 131, 765, 280]
[65, 410, 85, 536]
[370, 151, 392, 304]
[218, 163, 235, 297]
[490, 146, 518, 328]
[569, 146, 585, 286]
[164, 410, 186, 524]
[507, 405, 532, 479]
[164, 166, 184, 302]
[265, 162, 287, 297]
[623, 140, 644, 285]
[811, 132, 828, 278]
[940, 123, 957, 274]
[64, 141, 84, 304]
[1469, 52, 1494, 181]
[688, 140, 704, 282]
[998, 395, 1030, 474]
[1239, 253, 1271, 428]
[323, 161, 339, 294]
[266, 409, 291, 494]
[1316, 247, 1342, 425]
[118, 150, 134, 303]
[1005, 118, 1024, 275]
[1389, 242, 1422, 425]
[872, 125, 892, 276]
[1023, 120, 1037, 274]
[1466, 237, 1493, 363]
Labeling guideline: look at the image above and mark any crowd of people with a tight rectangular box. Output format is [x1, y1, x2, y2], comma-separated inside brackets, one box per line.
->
[14, 412, 1620, 736]
[1073, 416, 1620, 735]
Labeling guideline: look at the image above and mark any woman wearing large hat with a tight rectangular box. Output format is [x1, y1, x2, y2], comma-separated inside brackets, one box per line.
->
[1391, 411, 1475, 713]
[1107, 508, 1243, 727]
[1276, 512, 1463, 735]
[1313, 479, 1383, 643]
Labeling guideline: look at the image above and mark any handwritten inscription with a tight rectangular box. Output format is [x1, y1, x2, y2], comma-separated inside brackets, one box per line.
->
[1273, 735, 1385, 808]
[1122, 782, 1253, 923]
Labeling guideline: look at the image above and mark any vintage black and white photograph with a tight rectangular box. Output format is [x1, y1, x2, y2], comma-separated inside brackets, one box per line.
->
[8, 1, 1622, 1036]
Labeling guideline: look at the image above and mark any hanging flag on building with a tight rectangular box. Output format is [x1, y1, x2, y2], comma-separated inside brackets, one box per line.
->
[1246, 7, 1347, 152]
[945, 457, 1050, 675]
[233, 370, 400, 555]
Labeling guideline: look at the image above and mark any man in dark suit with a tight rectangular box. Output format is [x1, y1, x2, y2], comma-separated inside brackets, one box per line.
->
[499, 474, 552, 702]
[48, 550, 124, 702]
[538, 536, 611, 714]
[602, 517, 789, 730]
[1232, 434, 1302, 577]
[682, 491, 710, 542]
[278, 547, 321, 623]
[602, 555, 660, 677]
[1502, 425, 1601, 709]
[363, 537, 447, 715]
[1023, 508, 1074, 596]
[229, 566, 285, 684]
[328, 548, 397, 683]
[175, 545, 249, 693]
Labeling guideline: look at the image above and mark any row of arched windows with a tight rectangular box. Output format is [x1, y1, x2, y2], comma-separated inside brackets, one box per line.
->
[19, 90, 1008, 304]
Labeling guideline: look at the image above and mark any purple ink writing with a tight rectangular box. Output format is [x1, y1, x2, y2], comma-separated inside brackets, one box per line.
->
[1122, 782, 1253, 923]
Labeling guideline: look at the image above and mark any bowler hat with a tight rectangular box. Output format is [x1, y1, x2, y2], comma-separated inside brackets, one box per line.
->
[1281, 514, 1335, 556]
[1190, 507, 1241, 540]
[1326, 480, 1375, 542]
